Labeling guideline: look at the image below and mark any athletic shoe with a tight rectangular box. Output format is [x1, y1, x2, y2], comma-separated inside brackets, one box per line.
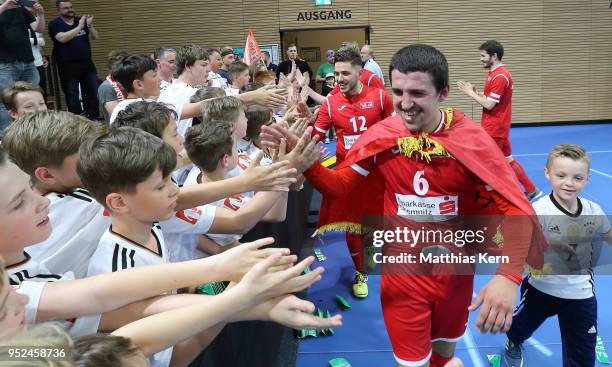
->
[504, 339, 524, 367]
[324, 137, 331, 144]
[352, 271, 368, 298]
[526, 188, 543, 202]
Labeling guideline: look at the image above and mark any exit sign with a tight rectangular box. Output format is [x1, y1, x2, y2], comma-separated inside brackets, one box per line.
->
[315, 0, 332, 6]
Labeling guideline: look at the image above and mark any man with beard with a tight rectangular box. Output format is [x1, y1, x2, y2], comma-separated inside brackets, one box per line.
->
[49, 0, 99, 119]
[311, 44, 393, 298]
[263, 44, 544, 367]
[457, 40, 541, 201]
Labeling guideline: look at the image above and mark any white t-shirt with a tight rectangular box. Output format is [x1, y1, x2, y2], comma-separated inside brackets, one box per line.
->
[160, 79, 173, 92]
[86, 224, 173, 367]
[158, 82, 198, 136]
[208, 71, 228, 89]
[364, 58, 385, 85]
[161, 205, 217, 263]
[528, 193, 611, 299]
[224, 87, 240, 96]
[7, 254, 100, 336]
[184, 167, 249, 246]
[27, 189, 110, 279]
[109, 98, 145, 124]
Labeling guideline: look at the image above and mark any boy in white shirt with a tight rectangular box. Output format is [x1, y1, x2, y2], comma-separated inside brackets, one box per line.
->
[158, 45, 210, 136]
[504, 144, 612, 367]
[2, 111, 298, 276]
[225, 61, 250, 96]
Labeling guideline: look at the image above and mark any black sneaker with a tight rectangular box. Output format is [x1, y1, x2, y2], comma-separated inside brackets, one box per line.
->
[504, 339, 524, 367]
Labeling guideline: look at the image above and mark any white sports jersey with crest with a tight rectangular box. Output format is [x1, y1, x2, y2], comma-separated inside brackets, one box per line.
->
[7, 254, 101, 336]
[87, 224, 169, 276]
[528, 193, 611, 299]
[86, 223, 173, 367]
[161, 204, 217, 262]
[184, 166, 248, 246]
[27, 189, 110, 279]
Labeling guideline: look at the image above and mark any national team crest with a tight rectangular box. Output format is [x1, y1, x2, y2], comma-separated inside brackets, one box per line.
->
[360, 101, 373, 109]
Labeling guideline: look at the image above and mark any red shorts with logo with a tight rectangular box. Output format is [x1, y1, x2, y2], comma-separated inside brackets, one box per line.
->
[381, 274, 474, 366]
[492, 136, 512, 157]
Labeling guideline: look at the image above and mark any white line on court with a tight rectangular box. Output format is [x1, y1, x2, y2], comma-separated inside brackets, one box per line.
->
[591, 169, 612, 179]
[513, 150, 612, 157]
[526, 337, 554, 357]
[463, 328, 486, 367]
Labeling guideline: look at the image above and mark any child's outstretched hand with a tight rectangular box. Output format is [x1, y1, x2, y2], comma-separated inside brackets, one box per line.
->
[242, 151, 297, 192]
[266, 295, 342, 330]
[215, 237, 296, 282]
[235, 254, 324, 305]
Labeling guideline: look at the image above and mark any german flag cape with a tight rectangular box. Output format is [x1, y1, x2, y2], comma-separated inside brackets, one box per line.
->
[338, 108, 546, 271]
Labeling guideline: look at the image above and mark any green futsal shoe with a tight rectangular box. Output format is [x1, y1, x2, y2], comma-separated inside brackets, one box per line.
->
[352, 271, 368, 298]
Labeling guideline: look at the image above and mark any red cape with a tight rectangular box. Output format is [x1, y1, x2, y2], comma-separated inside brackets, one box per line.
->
[339, 108, 545, 270]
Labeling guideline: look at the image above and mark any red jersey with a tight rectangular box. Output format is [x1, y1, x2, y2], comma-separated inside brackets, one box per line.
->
[481, 65, 513, 138]
[351, 111, 500, 219]
[329, 68, 385, 95]
[313, 84, 393, 162]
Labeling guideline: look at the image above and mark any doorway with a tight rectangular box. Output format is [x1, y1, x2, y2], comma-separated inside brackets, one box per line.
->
[280, 26, 369, 93]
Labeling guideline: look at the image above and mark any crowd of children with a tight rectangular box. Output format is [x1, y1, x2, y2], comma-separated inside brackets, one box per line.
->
[0, 39, 609, 367]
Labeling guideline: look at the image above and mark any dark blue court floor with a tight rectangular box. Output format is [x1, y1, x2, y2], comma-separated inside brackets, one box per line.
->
[298, 123, 612, 367]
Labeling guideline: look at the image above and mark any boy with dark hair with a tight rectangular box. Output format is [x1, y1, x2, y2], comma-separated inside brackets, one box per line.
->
[1, 81, 47, 120]
[226, 61, 250, 96]
[109, 53, 160, 122]
[3, 110, 298, 276]
[504, 144, 612, 367]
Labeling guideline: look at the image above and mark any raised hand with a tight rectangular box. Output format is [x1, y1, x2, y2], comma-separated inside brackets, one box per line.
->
[278, 127, 321, 173]
[213, 237, 296, 282]
[241, 151, 297, 192]
[266, 295, 342, 330]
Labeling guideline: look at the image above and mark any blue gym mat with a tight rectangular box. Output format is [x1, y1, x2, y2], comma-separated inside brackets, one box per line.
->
[298, 122, 612, 367]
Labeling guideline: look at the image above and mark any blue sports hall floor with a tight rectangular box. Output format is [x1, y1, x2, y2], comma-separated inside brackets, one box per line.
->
[297, 122, 612, 367]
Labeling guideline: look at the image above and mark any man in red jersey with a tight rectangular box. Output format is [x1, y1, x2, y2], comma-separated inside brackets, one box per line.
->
[312, 44, 393, 298]
[457, 40, 541, 201]
[262, 44, 544, 367]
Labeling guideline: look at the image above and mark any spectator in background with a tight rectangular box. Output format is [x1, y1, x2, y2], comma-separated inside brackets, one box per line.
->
[207, 48, 228, 89]
[226, 61, 250, 96]
[0, 0, 45, 134]
[316, 49, 335, 85]
[262, 50, 278, 75]
[218, 47, 235, 85]
[249, 62, 267, 81]
[360, 44, 385, 85]
[49, 0, 100, 120]
[154, 47, 176, 92]
[29, 29, 47, 102]
[253, 70, 276, 87]
[277, 44, 312, 83]
[234, 48, 245, 63]
[97, 49, 129, 125]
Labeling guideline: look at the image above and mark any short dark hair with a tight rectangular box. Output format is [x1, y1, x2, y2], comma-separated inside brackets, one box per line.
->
[77, 127, 176, 207]
[229, 61, 249, 80]
[287, 43, 297, 50]
[389, 44, 448, 93]
[176, 45, 209, 76]
[55, 0, 70, 8]
[185, 122, 233, 172]
[113, 100, 177, 139]
[106, 50, 129, 71]
[479, 40, 504, 61]
[206, 48, 221, 57]
[111, 54, 157, 93]
[335, 45, 362, 68]
[74, 334, 143, 367]
[245, 105, 273, 140]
